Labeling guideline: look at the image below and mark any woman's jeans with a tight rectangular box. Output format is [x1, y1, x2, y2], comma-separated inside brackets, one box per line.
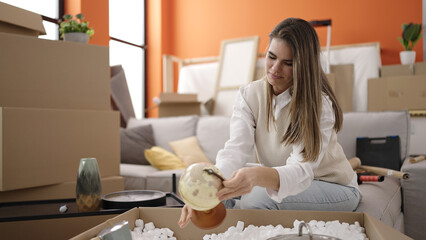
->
[223, 180, 361, 211]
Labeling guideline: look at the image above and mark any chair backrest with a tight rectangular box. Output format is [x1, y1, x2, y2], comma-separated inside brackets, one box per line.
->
[337, 111, 410, 162]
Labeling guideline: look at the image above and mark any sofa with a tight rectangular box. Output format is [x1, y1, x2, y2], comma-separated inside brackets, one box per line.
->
[120, 110, 425, 239]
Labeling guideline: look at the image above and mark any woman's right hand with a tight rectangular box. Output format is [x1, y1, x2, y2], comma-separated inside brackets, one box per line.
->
[178, 204, 193, 228]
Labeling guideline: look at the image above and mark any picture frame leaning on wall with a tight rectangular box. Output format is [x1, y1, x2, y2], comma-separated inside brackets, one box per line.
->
[212, 36, 260, 116]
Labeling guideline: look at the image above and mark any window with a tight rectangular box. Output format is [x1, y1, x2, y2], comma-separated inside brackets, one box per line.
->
[1, 0, 61, 40]
[109, 0, 146, 119]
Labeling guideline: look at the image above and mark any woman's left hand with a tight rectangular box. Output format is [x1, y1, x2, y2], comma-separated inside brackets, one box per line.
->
[216, 167, 257, 201]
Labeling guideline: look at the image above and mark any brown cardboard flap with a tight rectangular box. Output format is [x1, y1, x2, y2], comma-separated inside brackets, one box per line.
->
[160, 93, 198, 102]
[0, 2, 46, 36]
[0, 214, 119, 240]
[158, 102, 201, 117]
[330, 64, 354, 113]
[325, 73, 336, 91]
[364, 213, 411, 240]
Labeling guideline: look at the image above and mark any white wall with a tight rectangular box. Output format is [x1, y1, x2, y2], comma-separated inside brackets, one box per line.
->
[410, 117, 426, 155]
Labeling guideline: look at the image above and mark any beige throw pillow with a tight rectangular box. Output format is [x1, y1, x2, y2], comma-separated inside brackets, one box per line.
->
[169, 136, 211, 167]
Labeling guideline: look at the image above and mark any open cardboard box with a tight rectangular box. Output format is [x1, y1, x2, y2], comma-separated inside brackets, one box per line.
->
[158, 93, 201, 117]
[71, 207, 411, 240]
[0, 2, 46, 37]
[0, 212, 121, 240]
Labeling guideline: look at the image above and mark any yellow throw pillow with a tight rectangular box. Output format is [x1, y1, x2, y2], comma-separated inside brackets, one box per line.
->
[169, 136, 211, 167]
[144, 146, 186, 170]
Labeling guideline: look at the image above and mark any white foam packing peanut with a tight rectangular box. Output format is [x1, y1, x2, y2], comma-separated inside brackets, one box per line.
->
[131, 219, 176, 240]
[203, 220, 368, 240]
[129, 218, 367, 240]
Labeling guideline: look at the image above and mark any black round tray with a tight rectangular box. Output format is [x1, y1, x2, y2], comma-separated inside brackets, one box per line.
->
[102, 190, 167, 209]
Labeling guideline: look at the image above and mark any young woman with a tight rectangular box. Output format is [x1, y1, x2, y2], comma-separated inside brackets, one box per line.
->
[179, 17, 360, 228]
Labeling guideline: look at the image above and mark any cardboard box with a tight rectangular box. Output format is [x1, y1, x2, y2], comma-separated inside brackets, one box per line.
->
[368, 76, 426, 111]
[330, 64, 354, 112]
[71, 207, 411, 240]
[325, 73, 336, 91]
[158, 93, 201, 117]
[0, 2, 46, 37]
[0, 176, 124, 203]
[414, 62, 426, 75]
[381, 62, 426, 77]
[381, 64, 412, 77]
[0, 32, 110, 111]
[0, 212, 121, 240]
[0, 107, 120, 191]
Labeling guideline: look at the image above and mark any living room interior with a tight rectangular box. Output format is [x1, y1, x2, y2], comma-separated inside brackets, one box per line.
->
[0, 0, 425, 239]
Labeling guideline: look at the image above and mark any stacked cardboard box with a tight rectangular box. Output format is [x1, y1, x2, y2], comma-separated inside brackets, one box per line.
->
[369, 63, 426, 111]
[0, 2, 45, 37]
[0, 3, 123, 200]
[380, 62, 426, 77]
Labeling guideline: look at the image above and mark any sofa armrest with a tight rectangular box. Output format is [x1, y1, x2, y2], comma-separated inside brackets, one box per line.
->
[401, 158, 426, 239]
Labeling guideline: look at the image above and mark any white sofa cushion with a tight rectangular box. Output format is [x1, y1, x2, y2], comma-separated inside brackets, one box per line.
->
[127, 115, 199, 152]
[146, 169, 185, 193]
[338, 111, 410, 161]
[356, 177, 402, 230]
[196, 116, 231, 163]
[120, 164, 158, 190]
[120, 163, 184, 192]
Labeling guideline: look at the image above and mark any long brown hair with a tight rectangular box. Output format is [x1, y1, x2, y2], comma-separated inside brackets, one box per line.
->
[266, 18, 342, 162]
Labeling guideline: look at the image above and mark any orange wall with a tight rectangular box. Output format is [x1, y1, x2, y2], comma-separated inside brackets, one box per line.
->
[165, 0, 423, 64]
[65, 0, 423, 117]
[65, 0, 109, 46]
[156, 0, 423, 117]
[145, 0, 164, 117]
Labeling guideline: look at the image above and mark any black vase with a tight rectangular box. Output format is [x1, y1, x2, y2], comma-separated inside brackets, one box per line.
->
[76, 158, 102, 212]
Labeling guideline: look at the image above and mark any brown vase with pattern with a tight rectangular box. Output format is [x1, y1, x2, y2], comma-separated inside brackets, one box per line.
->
[76, 158, 102, 212]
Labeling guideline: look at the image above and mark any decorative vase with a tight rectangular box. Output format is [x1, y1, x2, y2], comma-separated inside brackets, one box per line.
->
[63, 32, 89, 43]
[76, 158, 102, 212]
[400, 50, 416, 65]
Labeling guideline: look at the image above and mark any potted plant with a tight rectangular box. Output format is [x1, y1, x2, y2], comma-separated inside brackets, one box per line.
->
[59, 13, 94, 43]
[397, 22, 422, 65]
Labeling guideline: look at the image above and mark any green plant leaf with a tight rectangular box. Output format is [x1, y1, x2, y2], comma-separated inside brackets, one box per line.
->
[399, 22, 422, 50]
[59, 13, 94, 39]
[412, 24, 422, 41]
[412, 33, 422, 46]
[63, 14, 72, 20]
[76, 13, 85, 20]
[397, 37, 409, 50]
[403, 23, 415, 41]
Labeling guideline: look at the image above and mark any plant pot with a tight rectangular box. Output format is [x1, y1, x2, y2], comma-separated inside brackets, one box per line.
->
[400, 50, 416, 65]
[63, 32, 89, 43]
